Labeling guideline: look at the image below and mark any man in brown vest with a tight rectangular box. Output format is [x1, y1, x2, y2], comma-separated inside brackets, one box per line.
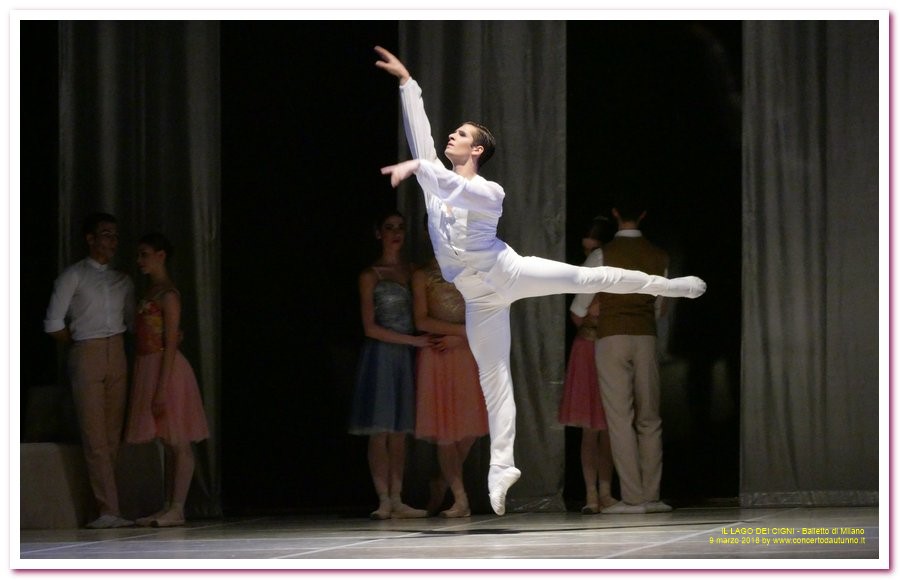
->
[570, 201, 674, 514]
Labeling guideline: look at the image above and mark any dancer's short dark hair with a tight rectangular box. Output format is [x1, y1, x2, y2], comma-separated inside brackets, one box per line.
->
[467, 121, 496, 169]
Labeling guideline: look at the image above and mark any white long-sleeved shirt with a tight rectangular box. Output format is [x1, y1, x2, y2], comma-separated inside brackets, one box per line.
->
[569, 247, 606, 318]
[400, 78, 508, 282]
[569, 230, 667, 318]
[44, 257, 135, 341]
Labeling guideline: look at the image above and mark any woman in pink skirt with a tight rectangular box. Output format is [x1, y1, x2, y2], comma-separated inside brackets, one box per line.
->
[125, 233, 209, 527]
[559, 218, 618, 514]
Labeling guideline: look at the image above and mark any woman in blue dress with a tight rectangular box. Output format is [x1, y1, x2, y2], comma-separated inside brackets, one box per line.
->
[349, 209, 431, 519]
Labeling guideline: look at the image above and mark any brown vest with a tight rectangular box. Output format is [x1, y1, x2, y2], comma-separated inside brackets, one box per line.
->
[596, 235, 669, 339]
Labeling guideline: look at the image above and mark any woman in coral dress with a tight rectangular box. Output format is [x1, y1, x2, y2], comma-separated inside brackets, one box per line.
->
[413, 255, 489, 518]
[125, 233, 209, 527]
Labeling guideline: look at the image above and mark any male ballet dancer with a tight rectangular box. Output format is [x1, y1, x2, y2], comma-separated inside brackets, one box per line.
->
[375, 46, 706, 515]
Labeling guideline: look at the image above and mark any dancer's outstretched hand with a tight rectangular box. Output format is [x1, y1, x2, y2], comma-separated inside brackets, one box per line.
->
[381, 160, 420, 188]
[374, 45, 410, 83]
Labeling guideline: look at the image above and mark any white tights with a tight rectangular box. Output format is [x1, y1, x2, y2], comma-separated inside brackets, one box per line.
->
[452, 247, 703, 469]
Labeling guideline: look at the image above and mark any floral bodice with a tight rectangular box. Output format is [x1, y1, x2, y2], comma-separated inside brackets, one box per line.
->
[135, 289, 178, 355]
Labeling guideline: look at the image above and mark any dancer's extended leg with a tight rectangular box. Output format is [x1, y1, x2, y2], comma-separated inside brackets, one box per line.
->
[494, 253, 705, 303]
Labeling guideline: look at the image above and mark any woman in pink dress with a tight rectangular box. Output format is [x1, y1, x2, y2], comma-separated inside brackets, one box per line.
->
[125, 233, 209, 527]
[413, 249, 489, 518]
[558, 217, 618, 514]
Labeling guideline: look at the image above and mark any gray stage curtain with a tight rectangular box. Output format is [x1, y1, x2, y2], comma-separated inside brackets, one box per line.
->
[741, 20, 879, 506]
[398, 21, 568, 511]
[58, 21, 222, 517]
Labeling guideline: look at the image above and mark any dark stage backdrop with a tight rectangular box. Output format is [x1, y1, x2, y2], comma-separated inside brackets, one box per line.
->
[41, 20, 883, 518]
[20, 21, 60, 401]
[741, 20, 879, 506]
[218, 21, 403, 514]
[21, 20, 744, 517]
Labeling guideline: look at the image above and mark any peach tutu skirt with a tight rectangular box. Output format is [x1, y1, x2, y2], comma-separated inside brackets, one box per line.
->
[125, 350, 210, 445]
[558, 336, 608, 430]
[415, 345, 489, 444]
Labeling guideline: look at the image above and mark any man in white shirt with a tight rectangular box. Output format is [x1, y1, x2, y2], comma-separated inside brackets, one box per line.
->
[375, 46, 706, 515]
[44, 212, 135, 529]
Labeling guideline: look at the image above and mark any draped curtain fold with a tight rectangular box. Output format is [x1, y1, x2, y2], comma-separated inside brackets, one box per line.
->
[58, 21, 221, 517]
[398, 21, 568, 510]
[741, 20, 879, 506]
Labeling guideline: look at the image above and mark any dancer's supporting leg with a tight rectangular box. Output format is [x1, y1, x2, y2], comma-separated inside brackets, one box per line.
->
[456, 274, 521, 516]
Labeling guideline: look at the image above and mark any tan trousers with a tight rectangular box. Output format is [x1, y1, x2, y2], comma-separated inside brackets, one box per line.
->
[595, 335, 662, 505]
[68, 334, 127, 517]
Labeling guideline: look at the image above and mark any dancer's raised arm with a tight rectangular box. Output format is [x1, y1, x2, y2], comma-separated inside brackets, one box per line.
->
[375, 46, 440, 165]
[374, 45, 409, 84]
